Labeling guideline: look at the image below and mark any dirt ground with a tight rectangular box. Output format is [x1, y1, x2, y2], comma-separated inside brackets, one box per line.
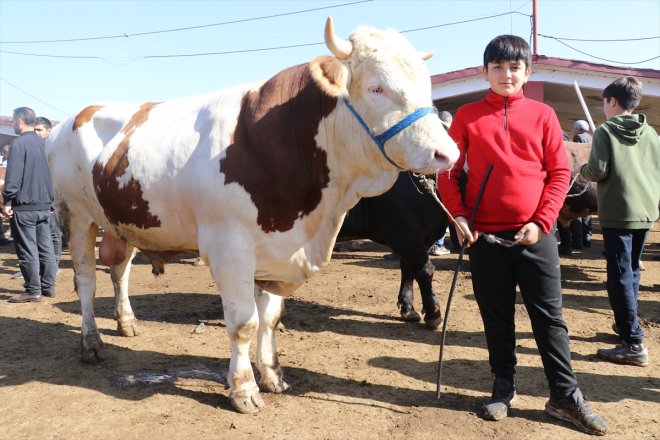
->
[0, 219, 658, 440]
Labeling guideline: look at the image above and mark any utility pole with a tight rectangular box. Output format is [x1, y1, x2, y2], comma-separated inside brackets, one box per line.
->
[533, 0, 538, 56]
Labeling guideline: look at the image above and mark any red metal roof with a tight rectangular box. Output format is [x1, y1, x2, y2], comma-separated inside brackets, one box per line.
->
[432, 55, 660, 84]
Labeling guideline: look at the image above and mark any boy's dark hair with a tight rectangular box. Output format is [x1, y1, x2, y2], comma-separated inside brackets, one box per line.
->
[13, 107, 36, 126]
[483, 35, 532, 69]
[602, 76, 642, 111]
[36, 116, 52, 129]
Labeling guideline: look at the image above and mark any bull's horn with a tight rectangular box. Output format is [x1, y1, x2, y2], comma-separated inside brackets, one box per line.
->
[420, 51, 433, 61]
[325, 16, 352, 59]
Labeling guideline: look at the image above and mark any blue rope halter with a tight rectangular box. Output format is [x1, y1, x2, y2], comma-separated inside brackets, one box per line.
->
[343, 97, 436, 169]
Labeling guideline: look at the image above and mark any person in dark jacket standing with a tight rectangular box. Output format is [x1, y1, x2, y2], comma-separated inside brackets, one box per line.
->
[2, 107, 57, 303]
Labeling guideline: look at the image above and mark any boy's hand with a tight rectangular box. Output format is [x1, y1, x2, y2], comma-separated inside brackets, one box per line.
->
[515, 222, 542, 245]
[454, 216, 478, 247]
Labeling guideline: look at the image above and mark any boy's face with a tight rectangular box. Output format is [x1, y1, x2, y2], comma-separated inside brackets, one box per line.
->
[482, 60, 531, 97]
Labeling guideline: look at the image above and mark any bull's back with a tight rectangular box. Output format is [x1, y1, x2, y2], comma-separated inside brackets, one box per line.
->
[46, 90, 249, 247]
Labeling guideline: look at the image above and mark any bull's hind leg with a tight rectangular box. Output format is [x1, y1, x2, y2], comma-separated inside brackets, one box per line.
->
[69, 221, 104, 363]
[202, 237, 263, 414]
[255, 288, 290, 393]
[110, 246, 138, 336]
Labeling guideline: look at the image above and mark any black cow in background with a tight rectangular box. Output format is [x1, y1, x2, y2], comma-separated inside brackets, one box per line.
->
[337, 171, 449, 329]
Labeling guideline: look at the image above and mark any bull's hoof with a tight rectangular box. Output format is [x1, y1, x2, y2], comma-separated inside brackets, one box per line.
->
[117, 318, 140, 337]
[259, 377, 291, 394]
[80, 337, 104, 364]
[229, 389, 265, 414]
[400, 309, 422, 322]
[424, 313, 443, 330]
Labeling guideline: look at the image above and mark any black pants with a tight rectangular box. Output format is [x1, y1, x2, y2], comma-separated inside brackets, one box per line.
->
[469, 230, 577, 399]
[49, 210, 63, 268]
[10, 209, 57, 295]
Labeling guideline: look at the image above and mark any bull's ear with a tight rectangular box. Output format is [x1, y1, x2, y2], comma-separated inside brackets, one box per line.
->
[309, 55, 349, 97]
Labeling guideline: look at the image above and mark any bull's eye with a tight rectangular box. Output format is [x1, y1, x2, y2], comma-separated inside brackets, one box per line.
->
[369, 86, 383, 94]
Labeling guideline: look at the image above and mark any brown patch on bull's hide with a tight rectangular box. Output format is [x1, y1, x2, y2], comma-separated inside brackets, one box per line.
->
[73, 105, 104, 131]
[121, 102, 160, 135]
[220, 63, 335, 233]
[92, 102, 161, 229]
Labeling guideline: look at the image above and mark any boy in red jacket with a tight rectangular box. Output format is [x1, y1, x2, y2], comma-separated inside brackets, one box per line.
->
[437, 35, 607, 436]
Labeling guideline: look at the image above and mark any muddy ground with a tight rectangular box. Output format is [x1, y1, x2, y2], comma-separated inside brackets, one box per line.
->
[0, 219, 658, 439]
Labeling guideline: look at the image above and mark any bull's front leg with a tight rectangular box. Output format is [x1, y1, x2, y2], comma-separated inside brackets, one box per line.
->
[204, 237, 264, 414]
[70, 222, 105, 363]
[397, 260, 421, 322]
[255, 288, 290, 394]
[110, 246, 138, 336]
[415, 258, 442, 329]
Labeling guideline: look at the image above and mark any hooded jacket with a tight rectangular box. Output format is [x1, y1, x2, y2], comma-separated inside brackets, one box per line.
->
[581, 114, 660, 229]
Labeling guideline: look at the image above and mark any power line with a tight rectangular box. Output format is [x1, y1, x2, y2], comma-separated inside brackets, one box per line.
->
[540, 35, 660, 65]
[539, 33, 660, 42]
[0, 77, 69, 116]
[0, 0, 372, 44]
[0, 10, 526, 60]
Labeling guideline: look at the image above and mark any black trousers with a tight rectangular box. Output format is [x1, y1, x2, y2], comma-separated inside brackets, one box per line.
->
[469, 230, 578, 399]
[10, 209, 57, 295]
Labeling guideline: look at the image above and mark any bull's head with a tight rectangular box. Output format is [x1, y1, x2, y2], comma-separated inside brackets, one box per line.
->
[309, 17, 458, 175]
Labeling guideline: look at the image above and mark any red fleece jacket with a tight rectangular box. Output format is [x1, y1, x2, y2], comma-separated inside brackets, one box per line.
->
[437, 89, 569, 234]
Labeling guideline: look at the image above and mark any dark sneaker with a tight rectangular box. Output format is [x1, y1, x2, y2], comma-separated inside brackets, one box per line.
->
[0, 236, 14, 245]
[482, 377, 516, 421]
[597, 342, 648, 367]
[546, 388, 607, 436]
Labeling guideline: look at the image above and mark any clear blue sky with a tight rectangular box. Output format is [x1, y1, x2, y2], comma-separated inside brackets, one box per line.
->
[1, 0, 658, 120]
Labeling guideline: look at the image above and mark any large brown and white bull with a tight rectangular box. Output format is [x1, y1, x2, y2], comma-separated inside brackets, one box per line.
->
[46, 17, 458, 413]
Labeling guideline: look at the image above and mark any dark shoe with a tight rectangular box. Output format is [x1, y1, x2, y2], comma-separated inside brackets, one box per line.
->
[546, 388, 607, 435]
[42, 291, 56, 298]
[482, 377, 516, 421]
[8, 293, 42, 303]
[597, 341, 649, 367]
[383, 252, 400, 260]
[0, 236, 14, 245]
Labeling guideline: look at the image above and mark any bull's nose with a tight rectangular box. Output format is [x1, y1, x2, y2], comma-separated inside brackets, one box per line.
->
[434, 151, 455, 171]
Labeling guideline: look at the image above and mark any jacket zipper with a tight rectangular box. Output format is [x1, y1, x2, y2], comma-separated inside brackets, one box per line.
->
[503, 96, 508, 131]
